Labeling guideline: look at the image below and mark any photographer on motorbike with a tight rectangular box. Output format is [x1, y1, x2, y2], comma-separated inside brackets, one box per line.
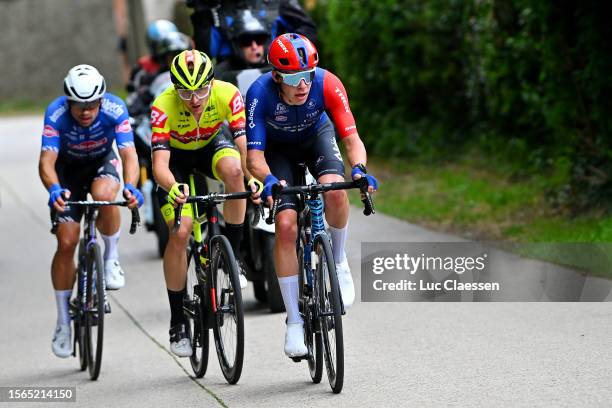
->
[127, 31, 193, 117]
[215, 9, 273, 89]
[186, 0, 317, 63]
[126, 19, 178, 96]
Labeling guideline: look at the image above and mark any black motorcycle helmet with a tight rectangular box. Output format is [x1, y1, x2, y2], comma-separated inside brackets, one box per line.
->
[229, 9, 271, 65]
[157, 32, 193, 70]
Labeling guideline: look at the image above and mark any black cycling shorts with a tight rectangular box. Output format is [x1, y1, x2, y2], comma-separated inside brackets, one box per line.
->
[157, 132, 240, 221]
[52, 150, 121, 224]
[265, 118, 345, 213]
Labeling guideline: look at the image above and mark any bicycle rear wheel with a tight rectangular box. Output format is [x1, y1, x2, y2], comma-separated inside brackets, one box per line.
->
[315, 234, 344, 393]
[298, 240, 322, 383]
[185, 242, 209, 378]
[85, 243, 105, 381]
[210, 235, 244, 384]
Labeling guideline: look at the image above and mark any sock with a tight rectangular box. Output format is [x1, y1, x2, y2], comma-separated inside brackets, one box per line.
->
[55, 290, 72, 326]
[101, 230, 120, 261]
[167, 288, 186, 327]
[225, 223, 243, 257]
[278, 275, 302, 324]
[328, 224, 348, 264]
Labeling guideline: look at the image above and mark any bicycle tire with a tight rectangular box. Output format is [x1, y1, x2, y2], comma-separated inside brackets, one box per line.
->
[315, 234, 344, 393]
[298, 240, 323, 383]
[186, 242, 210, 378]
[210, 235, 244, 384]
[75, 239, 87, 371]
[85, 243, 105, 381]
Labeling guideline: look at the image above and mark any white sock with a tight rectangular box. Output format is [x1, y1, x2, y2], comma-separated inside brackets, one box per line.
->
[55, 290, 72, 326]
[328, 224, 348, 264]
[101, 230, 120, 262]
[278, 275, 302, 324]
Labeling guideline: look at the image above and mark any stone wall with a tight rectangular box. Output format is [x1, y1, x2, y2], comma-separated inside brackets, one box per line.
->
[0, 0, 123, 101]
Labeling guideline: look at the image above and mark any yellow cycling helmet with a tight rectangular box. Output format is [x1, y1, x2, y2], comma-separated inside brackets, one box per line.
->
[170, 49, 214, 90]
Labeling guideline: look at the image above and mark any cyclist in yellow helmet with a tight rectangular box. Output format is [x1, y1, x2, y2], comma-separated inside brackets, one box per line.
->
[151, 49, 259, 357]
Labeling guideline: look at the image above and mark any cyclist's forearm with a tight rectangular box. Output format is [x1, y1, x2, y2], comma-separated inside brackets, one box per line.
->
[39, 151, 60, 190]
[234, 136, 252, 180]
[118, 146, 139, 186]
[342, 133, 367, 168]
[152, 150, 176, 192]
[247, 150, 271, 182]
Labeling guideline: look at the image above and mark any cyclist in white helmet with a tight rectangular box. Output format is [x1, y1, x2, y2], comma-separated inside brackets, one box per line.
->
[39, 64, 143, 358]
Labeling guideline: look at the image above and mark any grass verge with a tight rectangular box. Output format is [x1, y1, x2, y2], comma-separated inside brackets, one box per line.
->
[349, 155, 612, 278]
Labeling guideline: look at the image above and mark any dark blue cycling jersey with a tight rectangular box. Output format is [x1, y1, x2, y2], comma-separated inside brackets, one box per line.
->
[41, 93, 134, 163]
[245, 67, 357, 151]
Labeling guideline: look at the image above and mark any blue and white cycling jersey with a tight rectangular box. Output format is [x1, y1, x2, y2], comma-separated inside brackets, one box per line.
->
[41, 93, 134, 163]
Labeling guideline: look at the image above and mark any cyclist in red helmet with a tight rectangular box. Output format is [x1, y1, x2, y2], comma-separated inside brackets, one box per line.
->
[246, 33, 378, 358]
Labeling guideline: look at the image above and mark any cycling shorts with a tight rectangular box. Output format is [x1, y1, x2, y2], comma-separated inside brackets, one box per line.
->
[157, 130, 240, 223]
[52, 151, 120, 224]
[265, 118, 345, 213]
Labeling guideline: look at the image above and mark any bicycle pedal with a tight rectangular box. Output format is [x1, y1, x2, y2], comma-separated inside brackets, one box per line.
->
[291, 356, 303, 363]
[104, 302, 111, 314]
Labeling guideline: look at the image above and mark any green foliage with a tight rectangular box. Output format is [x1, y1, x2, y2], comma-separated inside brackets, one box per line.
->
[318, 0, 612, 213]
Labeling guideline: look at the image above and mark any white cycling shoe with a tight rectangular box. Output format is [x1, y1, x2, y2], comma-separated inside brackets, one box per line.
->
[105, 260, 125, 290]
[336, 259, 355, 310]
[284, 322, 307, 358]
[170, 324, 192, 358]
[236, 260, 248, 289]
[52, 324, 72, 358]
[238, 273, 248, 289]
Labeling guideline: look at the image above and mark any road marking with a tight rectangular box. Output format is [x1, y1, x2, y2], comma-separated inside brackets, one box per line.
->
[111, 294, 228, 408]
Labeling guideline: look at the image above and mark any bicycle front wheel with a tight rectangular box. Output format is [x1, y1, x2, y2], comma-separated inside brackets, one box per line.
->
[315, 234, 344, 393]
[75, 239, 87, 371]
[185, 242, 209, 378]
[210, 235, 244, 384]
[85, 243, 105, 381]
[298, 239, 322, 383]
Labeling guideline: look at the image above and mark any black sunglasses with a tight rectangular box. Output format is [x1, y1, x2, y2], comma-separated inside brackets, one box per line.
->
[237, 35, 268, 48]
[70, 100, 101, 110]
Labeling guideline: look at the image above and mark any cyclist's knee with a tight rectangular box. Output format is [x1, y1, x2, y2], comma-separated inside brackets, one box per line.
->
[91, 189, 119, 202]
[91, 177, 120, 200]
[275, 214, 297, 246]
[324, 189, 348, 210]
[218, 163, 244, 189]
[168, 218, 192, 243]
[56, 228, 79, 253]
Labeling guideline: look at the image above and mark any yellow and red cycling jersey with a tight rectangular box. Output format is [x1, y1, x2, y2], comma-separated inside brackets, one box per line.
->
[150, 80, 246, 151]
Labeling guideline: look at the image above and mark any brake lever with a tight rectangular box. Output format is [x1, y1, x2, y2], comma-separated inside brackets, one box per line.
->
[355, 177, 375, 216]
[172, 184, 186, 233]
[265, 183, 282, 225]
[129, 207, 140, 234]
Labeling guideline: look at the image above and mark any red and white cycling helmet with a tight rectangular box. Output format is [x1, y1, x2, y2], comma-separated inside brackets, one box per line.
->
[267, 33, 318, 71]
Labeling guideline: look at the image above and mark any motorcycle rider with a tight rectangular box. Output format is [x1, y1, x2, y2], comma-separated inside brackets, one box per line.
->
[187, 0, 317, 63]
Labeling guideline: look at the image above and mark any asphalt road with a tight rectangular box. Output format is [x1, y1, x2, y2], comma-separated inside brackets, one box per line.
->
[1, 115, 611, 407]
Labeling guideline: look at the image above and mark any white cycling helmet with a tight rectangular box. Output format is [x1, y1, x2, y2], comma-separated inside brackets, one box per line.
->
[63, 64, 106, 102]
